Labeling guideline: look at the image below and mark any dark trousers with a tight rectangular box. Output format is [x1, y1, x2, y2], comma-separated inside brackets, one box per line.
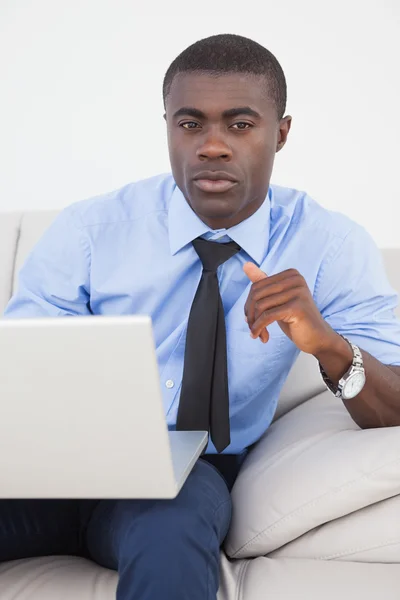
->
[0, 456, 242, 600]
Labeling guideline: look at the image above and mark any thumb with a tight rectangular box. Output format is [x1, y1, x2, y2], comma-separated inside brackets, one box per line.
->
[243, 261, 268, 283]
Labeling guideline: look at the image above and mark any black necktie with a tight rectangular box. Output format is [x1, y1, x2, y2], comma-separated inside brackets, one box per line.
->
[176, 237, 241, 453]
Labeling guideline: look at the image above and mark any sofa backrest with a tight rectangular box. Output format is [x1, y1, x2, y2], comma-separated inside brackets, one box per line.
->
[1, 210, 399, 417]
[0, 211, 59, 313]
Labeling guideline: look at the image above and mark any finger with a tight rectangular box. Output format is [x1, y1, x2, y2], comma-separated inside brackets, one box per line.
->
[243, 263, 268, 326]
[243, 262, 268, 283]
[244, 289, 256, 329]
[243, 263, 270, 342]
[245, 313, 268, 340]
[250, 302, 295, 338]
[244, 266, 301, 324]
[250, 277, 303, 303]
[250, 269, 302, 294]
[253, 289, 302, 323]
[245, 294, 256, 329]
[247, 280, 301, 325]
[244, 298, 250, 321]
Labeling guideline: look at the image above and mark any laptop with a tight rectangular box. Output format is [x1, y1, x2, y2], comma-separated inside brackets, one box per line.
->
[0, 315, 208, 499]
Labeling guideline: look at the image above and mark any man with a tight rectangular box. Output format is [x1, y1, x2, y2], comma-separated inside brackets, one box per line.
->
[2, 33, 400, 600]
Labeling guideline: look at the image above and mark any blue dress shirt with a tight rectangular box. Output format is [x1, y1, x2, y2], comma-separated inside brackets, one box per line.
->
[4, 173, 400, 454]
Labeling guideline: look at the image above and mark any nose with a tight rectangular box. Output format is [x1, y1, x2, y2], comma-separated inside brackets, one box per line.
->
[196, 129, 232, 161]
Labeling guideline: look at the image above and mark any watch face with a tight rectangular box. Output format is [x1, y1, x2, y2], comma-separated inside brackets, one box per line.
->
[342, 371, 366, 400]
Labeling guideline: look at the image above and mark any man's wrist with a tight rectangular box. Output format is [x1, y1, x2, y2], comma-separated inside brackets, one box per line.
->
[313, 332, 354, 386]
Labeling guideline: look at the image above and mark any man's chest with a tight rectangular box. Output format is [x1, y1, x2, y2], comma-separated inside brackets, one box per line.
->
[87, 240, 293, 337]
[84, 226, 328, 412]
[87, 241, 300, 380]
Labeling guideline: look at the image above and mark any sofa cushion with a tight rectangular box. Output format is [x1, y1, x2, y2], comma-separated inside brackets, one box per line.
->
[2, 554, 399, 600]
[0, 556, 117, 599]
[382, 249, 400, 319]
[274, 351, 325, 420]
[269, 493, 400, 562]
[225, 390, 400, 559]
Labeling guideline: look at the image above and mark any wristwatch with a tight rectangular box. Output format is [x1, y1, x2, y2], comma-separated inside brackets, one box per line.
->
[319, 335, 366, 400]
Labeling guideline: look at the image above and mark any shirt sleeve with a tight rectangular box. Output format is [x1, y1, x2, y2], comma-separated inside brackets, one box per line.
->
[3, 206, 91, 318]
[315, 223, 400, 366]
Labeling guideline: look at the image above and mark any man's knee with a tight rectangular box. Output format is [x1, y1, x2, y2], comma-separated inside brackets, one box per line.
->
[122, 459, 232, 549]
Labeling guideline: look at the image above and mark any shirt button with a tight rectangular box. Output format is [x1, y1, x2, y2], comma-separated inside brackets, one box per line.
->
[165, 379, 174, 389]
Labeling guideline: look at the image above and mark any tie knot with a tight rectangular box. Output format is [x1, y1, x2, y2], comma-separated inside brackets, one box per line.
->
[192, 237, 241, 272]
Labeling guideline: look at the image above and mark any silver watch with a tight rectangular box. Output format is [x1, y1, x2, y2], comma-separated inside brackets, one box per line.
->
[319, 335, 366, 400]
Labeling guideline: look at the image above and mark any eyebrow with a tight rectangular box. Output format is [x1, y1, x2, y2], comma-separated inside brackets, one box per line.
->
[172, 106, 262, 120]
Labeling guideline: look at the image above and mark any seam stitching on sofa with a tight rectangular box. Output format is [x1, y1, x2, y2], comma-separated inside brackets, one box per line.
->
[317, 538, 400, 560]
[231, 455, 400, 557]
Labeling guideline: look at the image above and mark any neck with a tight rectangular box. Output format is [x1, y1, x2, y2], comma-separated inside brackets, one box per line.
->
[195, 198, 265, 230]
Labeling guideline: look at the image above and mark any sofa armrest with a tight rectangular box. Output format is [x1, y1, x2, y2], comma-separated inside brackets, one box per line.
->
[226, 390, 400, 558]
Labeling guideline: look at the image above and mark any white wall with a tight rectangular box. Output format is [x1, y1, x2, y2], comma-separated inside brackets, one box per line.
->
[1, 0, 399, 247]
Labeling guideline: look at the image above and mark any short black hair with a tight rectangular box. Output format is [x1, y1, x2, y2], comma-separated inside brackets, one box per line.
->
[163, 33, 287, 120]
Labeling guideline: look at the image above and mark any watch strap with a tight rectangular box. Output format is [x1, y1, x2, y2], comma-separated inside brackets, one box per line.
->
[319, 335, 363, 397]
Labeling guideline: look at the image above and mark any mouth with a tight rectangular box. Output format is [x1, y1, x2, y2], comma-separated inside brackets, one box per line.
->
[193, 179, 238, 193]
[192, 170, 239, 194]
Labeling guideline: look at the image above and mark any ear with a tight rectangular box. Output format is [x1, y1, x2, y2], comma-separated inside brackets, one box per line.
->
[163, 113, 167, 122]
[276, 115, 292, 152]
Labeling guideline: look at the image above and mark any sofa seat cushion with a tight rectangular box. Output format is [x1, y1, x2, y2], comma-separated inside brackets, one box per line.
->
[0, 556, 117, 599]
[225, 390, 400, 559]
[218, 555, 400, 600]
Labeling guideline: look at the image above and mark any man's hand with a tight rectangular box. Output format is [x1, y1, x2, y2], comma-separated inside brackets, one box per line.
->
[243, 262, 337, 356]
[243, 264, 400, 431]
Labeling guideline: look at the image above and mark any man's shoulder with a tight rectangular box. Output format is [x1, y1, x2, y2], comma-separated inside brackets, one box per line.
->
[270, 183, 359, 242]
[65, 173, 175, 229]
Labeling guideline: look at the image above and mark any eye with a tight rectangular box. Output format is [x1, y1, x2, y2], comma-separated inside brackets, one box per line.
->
[180, 122, 200, 130]
[231, 122, 253, 130]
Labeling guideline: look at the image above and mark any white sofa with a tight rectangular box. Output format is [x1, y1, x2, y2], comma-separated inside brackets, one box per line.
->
[1, 210, 400, 599]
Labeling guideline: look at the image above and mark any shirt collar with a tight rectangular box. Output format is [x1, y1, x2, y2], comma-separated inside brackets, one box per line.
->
[168, 183, 271, 266]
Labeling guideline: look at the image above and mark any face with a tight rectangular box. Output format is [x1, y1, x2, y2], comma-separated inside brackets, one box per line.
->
[164, 72, 291, 230]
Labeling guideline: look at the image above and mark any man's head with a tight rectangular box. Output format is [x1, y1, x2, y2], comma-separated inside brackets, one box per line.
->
[163, 33, 292, 230]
